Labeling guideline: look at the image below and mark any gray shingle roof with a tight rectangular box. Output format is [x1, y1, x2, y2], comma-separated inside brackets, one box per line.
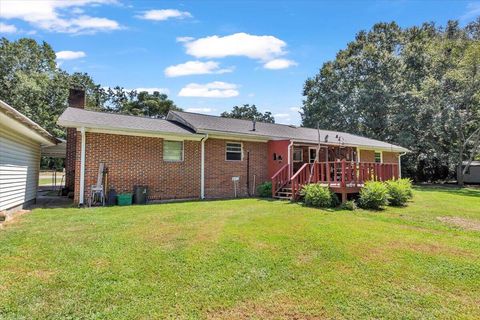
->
[57, 108, 409, 152]
[58, 108, 196, 135]
[168, 111, 409, 152]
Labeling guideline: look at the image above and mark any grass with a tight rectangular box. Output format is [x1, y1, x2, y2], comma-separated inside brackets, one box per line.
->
[38, 176, 64, 186]
[1, 186, 479, 319]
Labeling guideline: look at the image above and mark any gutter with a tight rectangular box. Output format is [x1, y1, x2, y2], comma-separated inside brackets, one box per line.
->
[398, 152, 407, 178]
[79, 127, 86, 206]
[200, 134, 209, 199]
[287, 140, 294, 178]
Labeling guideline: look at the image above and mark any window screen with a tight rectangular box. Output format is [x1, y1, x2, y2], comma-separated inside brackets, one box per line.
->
[375, 152, 382, 163]
[226, 142, 242, 161]
[164, 141, 183, 161]
[293, 148, 303, 162]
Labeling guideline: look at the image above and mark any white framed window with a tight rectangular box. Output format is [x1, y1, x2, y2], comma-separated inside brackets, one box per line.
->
[293, 148, 303, 162]
[164, 140, 184, 161]
[375, 151, 382, 163]
[226, 142, 242, 161]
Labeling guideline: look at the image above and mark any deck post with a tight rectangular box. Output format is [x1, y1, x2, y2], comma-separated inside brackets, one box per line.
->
[341, 160, 346, 187]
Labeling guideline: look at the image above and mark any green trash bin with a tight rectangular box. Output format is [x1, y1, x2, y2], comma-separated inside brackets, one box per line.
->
[117, 193, 132, 206]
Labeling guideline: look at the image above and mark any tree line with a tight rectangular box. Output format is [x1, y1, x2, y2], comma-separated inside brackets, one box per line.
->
[302, 19, 480, 184]
[2, 18, 479, 183]
[0, 38, 180, 140]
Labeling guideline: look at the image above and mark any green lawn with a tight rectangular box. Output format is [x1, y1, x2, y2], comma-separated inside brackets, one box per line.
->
[1, 187, 479, 319]
[38, 176, 64, 186]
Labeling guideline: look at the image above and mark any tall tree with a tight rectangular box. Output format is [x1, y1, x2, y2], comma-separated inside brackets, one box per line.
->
[109, 89, 181, 118]
[221, 104, 275, 123]
[302, 19, 480, 182]
[0, 38, 101, 138]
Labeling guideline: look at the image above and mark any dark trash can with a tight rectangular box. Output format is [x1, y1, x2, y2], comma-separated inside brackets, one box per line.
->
[133, 186, 148, 204]
[107, 188, 117, 206]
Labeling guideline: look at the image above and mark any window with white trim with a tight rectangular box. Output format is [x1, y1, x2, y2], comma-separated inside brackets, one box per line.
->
[375, 152, 382, 163]
[226, 142, 242, 161]
[293, 148, 303, 162]
[164, 140, 183, 161]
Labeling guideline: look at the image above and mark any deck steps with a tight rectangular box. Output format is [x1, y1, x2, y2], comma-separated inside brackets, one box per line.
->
[273, 186, 293, 200]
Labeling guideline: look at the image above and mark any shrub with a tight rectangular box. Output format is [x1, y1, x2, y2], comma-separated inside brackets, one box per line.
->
[257, 181, 272, 198]
[398, 178, 413, 199]
[358, 181, 389, 210]
[340, 200, 357, 211]
[385, 179, 412, 206]
[300, 184, 334, 208]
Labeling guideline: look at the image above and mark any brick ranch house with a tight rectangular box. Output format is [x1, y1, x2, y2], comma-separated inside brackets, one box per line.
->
[58, 90, 409, 205]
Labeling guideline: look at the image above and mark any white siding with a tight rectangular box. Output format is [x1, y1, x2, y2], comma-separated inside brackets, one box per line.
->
[0, 125, 40, 211]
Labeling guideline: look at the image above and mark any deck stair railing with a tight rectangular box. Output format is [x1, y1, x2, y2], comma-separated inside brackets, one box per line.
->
[271, 163, 291, 197]
[288, 160, 399, 199]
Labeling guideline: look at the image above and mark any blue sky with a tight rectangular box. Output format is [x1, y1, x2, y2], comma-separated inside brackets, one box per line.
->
[1, 0, 479, 124]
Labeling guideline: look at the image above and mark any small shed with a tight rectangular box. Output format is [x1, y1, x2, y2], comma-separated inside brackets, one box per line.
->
[0, 100, 58, 217]
[459, 161, 480, 184]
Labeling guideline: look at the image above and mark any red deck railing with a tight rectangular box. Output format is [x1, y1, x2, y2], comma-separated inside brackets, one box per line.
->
[288, 160, 399, 199]
[271, 163, 291, 197]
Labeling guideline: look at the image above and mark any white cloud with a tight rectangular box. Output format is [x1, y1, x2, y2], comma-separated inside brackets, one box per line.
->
[56, 50, 86, 60]
[185, 107, 213, 113]
[263, 58, 298, 70]
[165, 61, 233, 77]
[138, 9, 192, 21]
[176, 36, 194, 43]
[289, 107, 301, 112]
[274, 113, 290, 118]
[0, 22, 17, 33]
[182, 32, 287, 61]
[461, 2, 480, 21]
[178, 81, 239, 98]
[0, 0, 120, 34]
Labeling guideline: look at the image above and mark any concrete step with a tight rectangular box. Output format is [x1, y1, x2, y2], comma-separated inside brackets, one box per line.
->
[274, 195, 292, 200]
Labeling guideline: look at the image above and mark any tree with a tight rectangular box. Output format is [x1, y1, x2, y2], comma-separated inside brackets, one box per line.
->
[0, 38, 102, 138]
[302, 19, 480, 182]
[221, 104, 275, 123]
[111, 89, 181, 118]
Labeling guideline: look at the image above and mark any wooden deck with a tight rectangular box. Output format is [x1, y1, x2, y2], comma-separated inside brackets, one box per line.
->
[272, 160, 399, 201]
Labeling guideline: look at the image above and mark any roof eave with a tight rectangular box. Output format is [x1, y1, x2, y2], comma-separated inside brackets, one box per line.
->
[57, 118, 204, 141]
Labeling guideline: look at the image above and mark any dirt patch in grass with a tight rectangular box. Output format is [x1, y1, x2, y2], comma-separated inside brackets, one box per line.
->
[437, 216, 480, 232]
[0, 210, 30, 229]
[360, 240, 474, 262]
[28, 269, 56, 281]
[207, 298, 327, 320]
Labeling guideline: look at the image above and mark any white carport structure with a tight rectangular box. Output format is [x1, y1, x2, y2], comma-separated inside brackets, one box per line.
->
[0, 100, 58, 217]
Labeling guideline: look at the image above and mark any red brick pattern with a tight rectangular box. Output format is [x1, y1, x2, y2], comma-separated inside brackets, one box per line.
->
[74, 132, 201, 203]
[65, 127, 77, 191]
[204, 139, 269, 198]
[383, 151, 399, 164]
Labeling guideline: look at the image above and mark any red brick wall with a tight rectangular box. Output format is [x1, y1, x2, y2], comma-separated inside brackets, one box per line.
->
[360, 150, 376, 162]
[383, 151, 399, 164]
[74, 132, 201, 203]
[65, 89, 85, 192]
[204, 138, 269, 198]
[65, 128, 77, 191]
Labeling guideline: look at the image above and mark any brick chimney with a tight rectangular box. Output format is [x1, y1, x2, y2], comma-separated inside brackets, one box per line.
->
[65, 89, 85, 194]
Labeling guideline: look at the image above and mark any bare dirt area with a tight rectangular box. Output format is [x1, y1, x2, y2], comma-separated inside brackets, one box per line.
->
[437, 216, 480, 231]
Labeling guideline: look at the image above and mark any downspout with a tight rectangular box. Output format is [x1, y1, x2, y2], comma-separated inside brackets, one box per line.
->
[398, 152, 407, 178]
[287, 140, 294, 178]
[79, 127, 86, 206]
[200, 134, 209, 199]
